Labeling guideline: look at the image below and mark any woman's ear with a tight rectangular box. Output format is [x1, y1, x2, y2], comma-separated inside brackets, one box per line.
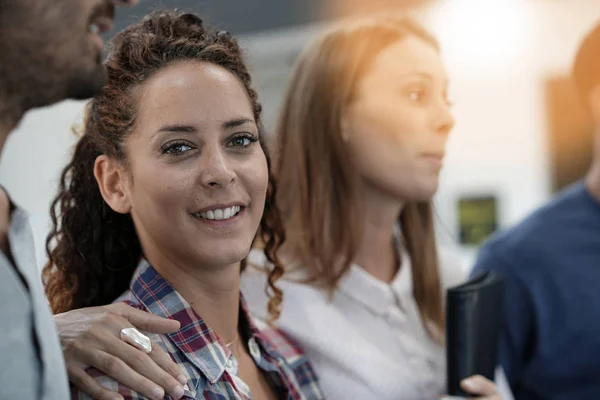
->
[94, 155, 132, 214]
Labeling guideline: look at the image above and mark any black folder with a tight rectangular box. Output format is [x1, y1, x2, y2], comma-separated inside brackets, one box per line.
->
[446, 271, 504, 397]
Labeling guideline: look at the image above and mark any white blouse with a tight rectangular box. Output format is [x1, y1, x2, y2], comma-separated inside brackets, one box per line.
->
[241, 247, 466, 400]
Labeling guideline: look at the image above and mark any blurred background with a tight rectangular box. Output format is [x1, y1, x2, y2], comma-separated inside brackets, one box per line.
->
[3, 0, 598, 271]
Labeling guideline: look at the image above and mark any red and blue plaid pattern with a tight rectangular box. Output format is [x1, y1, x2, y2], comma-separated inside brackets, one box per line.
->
[72, 259, 324, 400]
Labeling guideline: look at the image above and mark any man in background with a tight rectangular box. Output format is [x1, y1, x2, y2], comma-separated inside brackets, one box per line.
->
[0, 1, 188, 399]
[472, 21, 600, 400]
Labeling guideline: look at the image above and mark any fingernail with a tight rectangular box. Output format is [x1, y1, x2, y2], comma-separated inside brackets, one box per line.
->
[177, 374, 188, 385]
[152, 386, 165, 400]
[461, 378, 476, 391]
[172, 385, 185, 399]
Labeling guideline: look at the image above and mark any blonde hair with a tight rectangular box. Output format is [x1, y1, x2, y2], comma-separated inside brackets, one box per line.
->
[274, 16, 444, 339]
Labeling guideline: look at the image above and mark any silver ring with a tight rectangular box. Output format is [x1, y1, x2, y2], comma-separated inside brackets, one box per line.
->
[120, 327, 152, 353]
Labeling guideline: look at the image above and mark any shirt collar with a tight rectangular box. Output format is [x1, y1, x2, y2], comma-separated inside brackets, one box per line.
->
[337, 263, 395, 316]
[128, 259, 284, 386]
[128, 259, 229, 384]
[239, 289, 288, 364]
[391, 246, 413, 296]
[390, 224, 412, 296]
[337, 241, 412, 315]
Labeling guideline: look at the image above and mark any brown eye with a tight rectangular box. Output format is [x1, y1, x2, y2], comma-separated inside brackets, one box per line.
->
[408, 88, 427, 103]
[161, 141, 193, 155]
[227, 134, 257, 148]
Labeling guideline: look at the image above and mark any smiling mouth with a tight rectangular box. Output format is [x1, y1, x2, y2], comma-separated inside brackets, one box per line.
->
[192, 205, 244, 221]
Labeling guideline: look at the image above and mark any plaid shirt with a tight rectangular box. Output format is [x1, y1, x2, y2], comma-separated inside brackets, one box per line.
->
[72, 259, 324, 400]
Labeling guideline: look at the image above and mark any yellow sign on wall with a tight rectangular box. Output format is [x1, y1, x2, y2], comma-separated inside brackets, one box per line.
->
[458, 196, 498, 246]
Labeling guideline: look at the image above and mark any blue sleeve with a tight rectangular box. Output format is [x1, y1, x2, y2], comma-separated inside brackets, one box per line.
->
[471, 242, 536, 389]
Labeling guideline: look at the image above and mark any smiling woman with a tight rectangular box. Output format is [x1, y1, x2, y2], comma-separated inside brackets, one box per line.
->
[42, 10, 323, 400]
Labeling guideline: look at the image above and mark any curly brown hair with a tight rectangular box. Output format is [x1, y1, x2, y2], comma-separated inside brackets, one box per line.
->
[43, 10, 285, 323]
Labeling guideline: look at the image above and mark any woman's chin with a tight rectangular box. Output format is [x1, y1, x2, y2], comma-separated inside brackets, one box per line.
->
[193, 244, 253, 269]
[408, 179, 439, 202]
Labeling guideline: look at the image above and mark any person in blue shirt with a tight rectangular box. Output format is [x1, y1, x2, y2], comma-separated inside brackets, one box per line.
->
[472, 21, 600, 400]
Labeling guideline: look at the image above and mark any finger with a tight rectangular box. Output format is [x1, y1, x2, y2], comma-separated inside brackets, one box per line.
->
[147, 340, 189, 386]
[91, 349, 167, 400]
[461, 375, 497, 396]
[108, 303, 181, 334]
[104, 339, 185, 400]
[68, 365, 124, 400]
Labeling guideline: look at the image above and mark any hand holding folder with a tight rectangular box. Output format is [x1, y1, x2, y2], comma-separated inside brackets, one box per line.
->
[446, 272, 504, 397]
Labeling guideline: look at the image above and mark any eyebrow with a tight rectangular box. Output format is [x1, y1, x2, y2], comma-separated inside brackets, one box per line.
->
[222, 118, 255, 129]
[155, 124, 197, 136]
[400, 72, 449, 86]
[402, 72, 433, 80]
[152, 118, 255, 139]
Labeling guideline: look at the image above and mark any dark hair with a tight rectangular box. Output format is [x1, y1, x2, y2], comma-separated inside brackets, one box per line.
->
[43, 10, 286, 323]
[275, 16, 444, 340]
[573, 21, 600, 108]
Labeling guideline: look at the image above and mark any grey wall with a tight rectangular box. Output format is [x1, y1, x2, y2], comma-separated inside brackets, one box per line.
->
[112, 0, 433, 35]
[113, 0, 324, 34]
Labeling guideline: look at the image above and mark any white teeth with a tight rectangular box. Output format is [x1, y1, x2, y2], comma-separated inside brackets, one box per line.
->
[195, 206, 241, 221]
[89, 23, 100, 34]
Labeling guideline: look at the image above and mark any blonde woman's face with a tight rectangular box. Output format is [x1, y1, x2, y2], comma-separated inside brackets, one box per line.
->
[342, 36, 454, 202]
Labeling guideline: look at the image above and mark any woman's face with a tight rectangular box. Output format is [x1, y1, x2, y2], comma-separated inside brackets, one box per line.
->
[342, 35, 454, 202]
[113, 61, 268, 268]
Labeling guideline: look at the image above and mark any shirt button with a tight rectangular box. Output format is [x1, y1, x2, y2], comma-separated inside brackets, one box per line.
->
[225, 356, 238, 375]
[248, 337, 261, 362]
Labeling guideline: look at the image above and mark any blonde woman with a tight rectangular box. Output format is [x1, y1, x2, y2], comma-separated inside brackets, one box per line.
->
[242, 17, 500, 399]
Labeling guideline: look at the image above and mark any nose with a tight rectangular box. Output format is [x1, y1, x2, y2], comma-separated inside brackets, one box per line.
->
[198, 146, 235, 189]
[434, 100, 455, 137]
